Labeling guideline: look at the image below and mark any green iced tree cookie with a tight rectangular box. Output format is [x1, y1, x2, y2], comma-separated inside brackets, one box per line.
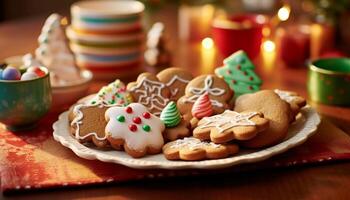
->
[215, 50, 262, 96]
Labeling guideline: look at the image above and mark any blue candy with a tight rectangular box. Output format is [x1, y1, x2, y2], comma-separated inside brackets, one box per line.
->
[2, 66, 21, 80]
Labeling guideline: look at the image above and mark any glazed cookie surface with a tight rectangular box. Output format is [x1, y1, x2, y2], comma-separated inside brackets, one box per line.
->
[234, 90, 292, 148]
[127, 73, 171, 116]
[177, 74, 233, 120]
[163, 137, 239, 161]
[193, 110, 269, 144]
[105, 103, 165, 158]
[157, 67, 193, 101]
[69, 104, 109, 148]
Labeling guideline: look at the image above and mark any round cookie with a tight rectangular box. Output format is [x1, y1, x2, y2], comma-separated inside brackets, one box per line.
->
[105, 103, 165, 158]
[157, 67, 193, 101]
[234, 90, 292, 148]
[69, 104, 109, 148]
[163, 137, 239, 161]
[193, 110, 269, 144]
[127, 72, 171, 116]
[177, 74, 233, 120]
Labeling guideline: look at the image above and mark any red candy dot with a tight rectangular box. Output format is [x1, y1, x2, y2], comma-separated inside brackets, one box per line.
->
[243, 71, 248, 75]
[129, 124, 137, 132]
[133, 117, 141, 124]
[142, 112, 151, 119]
[249, 76, 254, 81]
[248, 86, 253, 90]
[237, 65, 241, 70]
[231, 80, 237, 84]
[226, 70, 232, 74]
[125, 107, 133, 113]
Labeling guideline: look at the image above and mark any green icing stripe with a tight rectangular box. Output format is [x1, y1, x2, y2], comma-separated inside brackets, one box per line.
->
[160, 102, 181, 128]
[216, 68, 262, 85]
[79, 16, 139, 24]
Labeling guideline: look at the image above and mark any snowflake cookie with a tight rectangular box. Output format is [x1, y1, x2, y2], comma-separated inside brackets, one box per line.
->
[127, 73, 171, 116]
[105, 103, 165, 158]
[193, 110, 269, 144]
[162, 137, 239, 161]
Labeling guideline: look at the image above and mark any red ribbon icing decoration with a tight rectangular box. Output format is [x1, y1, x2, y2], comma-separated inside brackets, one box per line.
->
[191, 93, 214, 119]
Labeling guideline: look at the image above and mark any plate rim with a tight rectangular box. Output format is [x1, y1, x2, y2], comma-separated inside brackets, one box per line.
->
[53, 106, 321, 170]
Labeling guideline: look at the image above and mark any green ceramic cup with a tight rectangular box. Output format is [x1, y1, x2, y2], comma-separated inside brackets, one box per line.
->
[308, 58, 350, 106]
[0, 67, 52, 131]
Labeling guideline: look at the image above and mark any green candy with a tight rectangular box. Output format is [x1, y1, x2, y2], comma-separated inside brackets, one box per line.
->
[160, 101, 181, 128]
[142, 125, 151, 132]
[116, 115, 125, 122]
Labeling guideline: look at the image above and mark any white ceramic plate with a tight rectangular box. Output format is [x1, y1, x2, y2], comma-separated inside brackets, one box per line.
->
[53, 106, 321, 170]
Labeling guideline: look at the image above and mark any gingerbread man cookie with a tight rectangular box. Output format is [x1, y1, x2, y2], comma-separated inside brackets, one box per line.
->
[157, 67, 193, 101]
[127, 73, 171, 116]
[160, 101, 191, 141]
[274, 89, 306, 120]
[190, 93, 214, 128]
[234, 90, 292, 148]
[193, 110, 269, 144]
[177, 74, 233, 120]
[163, 137, 239, 161]
[105, 103, 165, 158]
[89, 79, 133, 106]
[69, 104, 109, 148]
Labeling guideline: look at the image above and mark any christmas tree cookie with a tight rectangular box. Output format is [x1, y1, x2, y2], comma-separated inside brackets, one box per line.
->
[160, 101, 190, 141]
[215, 50, 262, 96]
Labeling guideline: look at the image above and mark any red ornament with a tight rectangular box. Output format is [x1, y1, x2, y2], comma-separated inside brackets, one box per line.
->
[133, 117, 141, 124]
[129, 124, 137, 132]
[125, 107, 133, 113]
[142, 112, 151, 119]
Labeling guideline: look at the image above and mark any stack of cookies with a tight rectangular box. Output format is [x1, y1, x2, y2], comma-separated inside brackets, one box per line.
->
[67, 0, 145, 80]
[68, 51, 306, 160]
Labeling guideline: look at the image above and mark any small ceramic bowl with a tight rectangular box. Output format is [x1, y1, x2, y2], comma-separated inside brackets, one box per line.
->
[308, 58, 350, 106]
[0, 67, 51, 131]
[4, 56, 93, 112]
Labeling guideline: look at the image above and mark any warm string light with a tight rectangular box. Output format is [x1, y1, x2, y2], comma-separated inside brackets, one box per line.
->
[201, 37, 214, 49]
[277, 5, 291, 21]
[262, 40, 276, 52]
[61, 17, 68, 26]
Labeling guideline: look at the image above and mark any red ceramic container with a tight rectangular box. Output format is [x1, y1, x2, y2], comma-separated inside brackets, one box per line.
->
[212, 14, 268, 59]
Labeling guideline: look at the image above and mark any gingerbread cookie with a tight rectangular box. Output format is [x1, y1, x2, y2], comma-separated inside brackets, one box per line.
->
[215, 50, 262, 96]
[89, 79, 133, 106]
[69, 104, 109, 148]
[177, 74, 233, 120]
[105, 103, 165, 158]
[160, 101, 191, 141]
[157, 67, 193, 100]
[274, 89, 306, 119]
[190, 93, 214, 128]
[193, 110, 269, 144]
[127, 73, 171, 116]
[163, 137, 239, 161]
[234, 90, 292, 148]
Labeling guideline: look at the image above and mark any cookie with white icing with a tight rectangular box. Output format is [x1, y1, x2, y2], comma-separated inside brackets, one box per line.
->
[163, 137, 239, 161]
[157, 67, 193, 101]
[193, 110, 269, 144]
[105, 103, 165, 158]
[89, 79, 133, 106]
[177, 74, 233, 121]
[69, 104, 109, 148]
[160, 101, 191, 141]
[127, 73, 171, 116]
[274, 89, 306, 121]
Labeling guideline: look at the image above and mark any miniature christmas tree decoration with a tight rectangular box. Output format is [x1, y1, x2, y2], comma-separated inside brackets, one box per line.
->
[215, 50, 262, 96]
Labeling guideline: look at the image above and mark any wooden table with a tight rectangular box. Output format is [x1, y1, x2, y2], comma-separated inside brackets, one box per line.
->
[1, 6, 350, 200]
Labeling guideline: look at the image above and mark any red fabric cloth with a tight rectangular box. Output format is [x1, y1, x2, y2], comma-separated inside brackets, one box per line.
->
[1, 112, 350, 194]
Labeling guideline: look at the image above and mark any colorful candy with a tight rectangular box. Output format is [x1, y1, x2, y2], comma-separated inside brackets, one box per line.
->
[21, 71, 39, 81]
[2, 66, 21, 80]
[26, 66, 46, 77]
[160, 101, 181, 128]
